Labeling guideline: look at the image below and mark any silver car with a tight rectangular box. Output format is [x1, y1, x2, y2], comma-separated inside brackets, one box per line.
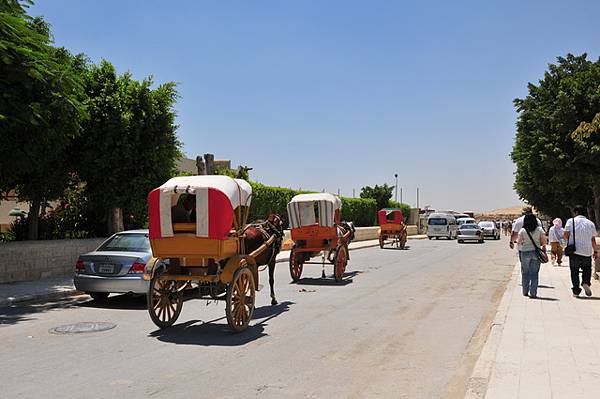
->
[457, 224, 484, 243]
[74, 230, 153, 300]
[478, 221, 500, 240]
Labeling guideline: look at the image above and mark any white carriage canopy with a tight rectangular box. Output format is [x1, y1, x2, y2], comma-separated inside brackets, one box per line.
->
[148, 175, 252, 239]
[287, 193, 342, 228]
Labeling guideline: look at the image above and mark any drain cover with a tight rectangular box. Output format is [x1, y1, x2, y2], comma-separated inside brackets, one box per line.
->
[49, 322, 116, 335]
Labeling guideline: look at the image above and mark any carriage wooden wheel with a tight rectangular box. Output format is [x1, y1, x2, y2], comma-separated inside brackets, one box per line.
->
[148, 269, 184, 329]
[289, 247, 304, 282]
[334, 245, 348, 282]
[379, 235, 386, 249]
[225, 266, 256, 332]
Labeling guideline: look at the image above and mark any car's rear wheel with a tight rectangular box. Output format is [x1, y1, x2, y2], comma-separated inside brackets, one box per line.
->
[89, 292, 109, 301]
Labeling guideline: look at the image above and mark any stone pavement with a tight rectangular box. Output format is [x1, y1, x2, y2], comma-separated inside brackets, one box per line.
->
[467, 255, 600, 399]
[0, 235, 427, 307]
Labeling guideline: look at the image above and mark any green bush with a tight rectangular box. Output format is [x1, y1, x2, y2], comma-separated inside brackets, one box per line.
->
[340, 197, 377, 227]
[247, 182, 377, 228]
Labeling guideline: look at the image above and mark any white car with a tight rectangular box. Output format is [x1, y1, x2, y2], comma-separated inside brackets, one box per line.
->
[478, 221, 500, 240]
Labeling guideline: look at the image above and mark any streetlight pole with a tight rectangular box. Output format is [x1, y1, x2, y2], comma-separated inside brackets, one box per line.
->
[400, 187, 403, 204]
[394, 173, 398, 203]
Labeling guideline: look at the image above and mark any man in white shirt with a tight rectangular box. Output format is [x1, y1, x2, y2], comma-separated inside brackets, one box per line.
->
[564, 205, 598, 297]
[509, 207, 542, 249]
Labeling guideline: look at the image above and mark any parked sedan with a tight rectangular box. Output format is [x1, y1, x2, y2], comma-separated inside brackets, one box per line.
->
[74, 229, 155, 300]
[478, 221, 500, 240]
[457, 224, 484, 243]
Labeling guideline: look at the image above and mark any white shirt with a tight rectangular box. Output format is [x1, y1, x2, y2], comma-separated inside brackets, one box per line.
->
[565, 215, 597, 257]
[517, 227, 544, 252]
[512, 215, 542, 233]
[548, 226, 564, 244]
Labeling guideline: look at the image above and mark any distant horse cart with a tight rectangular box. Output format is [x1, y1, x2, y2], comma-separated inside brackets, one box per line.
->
[143, 176, 283, 333]
[377, 208, 407, 249]
[286, 193, 355, 282]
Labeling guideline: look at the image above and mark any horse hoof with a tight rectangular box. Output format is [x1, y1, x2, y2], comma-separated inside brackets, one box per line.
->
[271, 299, 278, 306]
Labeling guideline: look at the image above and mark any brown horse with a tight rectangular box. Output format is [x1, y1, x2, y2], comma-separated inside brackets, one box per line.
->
[244, 214, 284, 305]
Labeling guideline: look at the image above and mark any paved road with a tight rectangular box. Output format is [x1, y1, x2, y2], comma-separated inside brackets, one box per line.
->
[1, 237, 515, 399]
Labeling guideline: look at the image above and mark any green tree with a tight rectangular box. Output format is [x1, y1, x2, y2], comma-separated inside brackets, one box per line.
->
[73, 60, 181, 235]
[360, 184, 394, 211]
[0, 1, 87, 239]
[511, 53, 600, 223]
[572, 111, 600, 225]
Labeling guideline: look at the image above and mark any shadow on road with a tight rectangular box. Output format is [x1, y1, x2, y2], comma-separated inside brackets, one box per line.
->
[0, 296, 84, 327]
[294, 270, 361, 286]
[530, 296, 559, 301]
[148, 301, 294, 346]
[76, 293, 147, 310]
[380, 246, 411, 250]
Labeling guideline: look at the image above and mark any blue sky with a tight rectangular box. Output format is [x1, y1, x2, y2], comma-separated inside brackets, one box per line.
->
[31, 0, 600, 212]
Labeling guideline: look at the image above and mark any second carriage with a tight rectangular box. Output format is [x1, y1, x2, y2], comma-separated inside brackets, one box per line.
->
[287, 193, 355, 282]
[377, 208, 407, 249]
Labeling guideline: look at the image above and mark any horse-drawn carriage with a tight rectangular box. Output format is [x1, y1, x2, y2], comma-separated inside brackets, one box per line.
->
[287, 193, 355, 282]
[143, 176, 282, 332]
[377, 208, 407, 249]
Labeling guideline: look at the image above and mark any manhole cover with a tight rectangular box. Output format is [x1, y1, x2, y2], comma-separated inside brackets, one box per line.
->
[49, 322, 116, 335]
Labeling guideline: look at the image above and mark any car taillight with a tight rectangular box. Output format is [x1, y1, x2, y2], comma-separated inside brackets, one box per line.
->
[128, 261, 146, 274]
[75, 260, 85, 273]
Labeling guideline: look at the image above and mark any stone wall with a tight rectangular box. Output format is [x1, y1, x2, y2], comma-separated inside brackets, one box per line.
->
[0, 238, 106, 283]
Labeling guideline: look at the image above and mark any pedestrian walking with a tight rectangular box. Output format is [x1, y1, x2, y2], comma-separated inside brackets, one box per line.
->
[517, 213, 547, 298]
[564, 205, 598, 297]
[509, 207, 542, 249]
[548, 218, 565, 266]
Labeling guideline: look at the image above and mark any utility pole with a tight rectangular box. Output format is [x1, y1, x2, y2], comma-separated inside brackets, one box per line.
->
[417, 187, 421, 234]
[400, 187, 403, 204]
[394, 173, 398, 203]
[353, 188, 355, 198]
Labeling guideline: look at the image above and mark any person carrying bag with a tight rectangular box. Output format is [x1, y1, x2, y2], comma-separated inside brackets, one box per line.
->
[517, 213, 548, 298]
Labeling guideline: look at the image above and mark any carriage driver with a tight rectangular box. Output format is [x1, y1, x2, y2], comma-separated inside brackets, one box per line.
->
[171, 194, 196, 223]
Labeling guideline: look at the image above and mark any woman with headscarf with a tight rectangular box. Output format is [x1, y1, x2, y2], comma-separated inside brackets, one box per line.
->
[548, 218, 564, 266]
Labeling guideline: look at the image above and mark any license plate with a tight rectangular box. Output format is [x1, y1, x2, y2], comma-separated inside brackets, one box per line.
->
[97, 264, 114, 274]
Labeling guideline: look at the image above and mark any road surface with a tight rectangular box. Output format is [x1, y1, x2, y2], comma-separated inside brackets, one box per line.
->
[0, 237, 516, 398]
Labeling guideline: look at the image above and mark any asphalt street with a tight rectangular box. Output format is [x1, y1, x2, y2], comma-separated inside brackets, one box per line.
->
[0, 237, 516, 399]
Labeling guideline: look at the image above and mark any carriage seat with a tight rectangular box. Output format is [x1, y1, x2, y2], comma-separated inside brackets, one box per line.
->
[172, 222, 196, 233]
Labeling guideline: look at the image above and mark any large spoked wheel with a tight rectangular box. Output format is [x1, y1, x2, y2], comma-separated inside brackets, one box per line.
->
[289, 248, 303, 282]
[334, 245, 348, 282]
[379, 235, 385, 249]
[225, 267, 256, 333]
[148, 270, 183, 329]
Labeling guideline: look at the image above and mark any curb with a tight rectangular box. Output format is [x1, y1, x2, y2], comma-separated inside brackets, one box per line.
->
[0, 288, 82, 308]
[464, 262, 518, 399]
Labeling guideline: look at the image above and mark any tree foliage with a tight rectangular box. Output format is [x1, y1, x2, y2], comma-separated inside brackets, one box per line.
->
[511, 53, 600, 223]
[72, 60, 181, 235]
[360, 184, 394, 211]
[0, 1, 87, 238]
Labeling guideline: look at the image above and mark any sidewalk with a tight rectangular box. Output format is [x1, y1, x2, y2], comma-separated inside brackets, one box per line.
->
[467, 256, 600, 399]
[0, 235, 428, 307]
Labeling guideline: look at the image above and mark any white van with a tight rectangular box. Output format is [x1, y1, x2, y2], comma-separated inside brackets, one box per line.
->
[427, 213, 458, 240]
[456, 217, 476, 226]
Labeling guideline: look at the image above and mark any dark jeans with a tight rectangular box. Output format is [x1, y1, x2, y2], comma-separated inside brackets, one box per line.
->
[569, 254, 592, 295]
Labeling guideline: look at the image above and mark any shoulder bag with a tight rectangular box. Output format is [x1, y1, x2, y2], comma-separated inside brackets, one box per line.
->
[564, 218, 576, 256]
[525, 228, 549, 263]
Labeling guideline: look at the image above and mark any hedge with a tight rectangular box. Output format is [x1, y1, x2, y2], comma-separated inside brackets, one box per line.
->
[247, 182, 378, 227]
